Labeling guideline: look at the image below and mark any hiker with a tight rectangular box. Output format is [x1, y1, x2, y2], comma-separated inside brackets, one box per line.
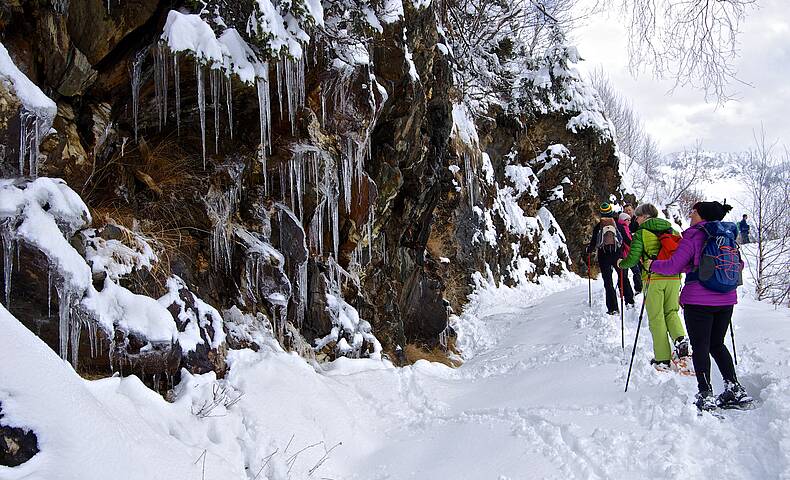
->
[617, 212, 642, 294]
[617, 203, 689, 372]
[623, 203, 639, 236]
[622, 204, 643, 293]
[738, 214, 750, 244]
[647, 201, 752, 411]
[586, 202, 634, 315]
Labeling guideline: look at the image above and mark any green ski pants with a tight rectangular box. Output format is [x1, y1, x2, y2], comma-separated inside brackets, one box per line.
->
[644, 279, 686, 362]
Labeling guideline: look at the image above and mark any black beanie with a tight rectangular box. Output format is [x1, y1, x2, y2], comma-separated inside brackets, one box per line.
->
[693, 201, 732, 221]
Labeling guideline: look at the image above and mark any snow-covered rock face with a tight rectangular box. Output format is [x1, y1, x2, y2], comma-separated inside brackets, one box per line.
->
[0, 0, 620, 381]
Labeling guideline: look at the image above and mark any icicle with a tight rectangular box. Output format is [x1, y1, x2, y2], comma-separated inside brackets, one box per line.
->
[1, 221, 14, 307]
[206, 167, 242, 273]
[330, 190, 340, 259]
[276, 60, 283, 121]
[320, 85, 326, 128]
[52, 0, 69, 15]
[18, 110, 27, 175]
[29, 116, 40, 178]
[283, 55, 306, 135]
[256, 65, 272, 191]
[131, 49, 145, 142]
[367, 204, 374, 262]
[297, 260, 307, 328]
[17, 111, 42, 177]
[47, 268, 52, 317]
[297, 156, 304, 222]
[288, 158, 295, 213]
[464, 152, 476, 208]
[153, 44, 164, 130]
[57, 286, 72, 361]
[279, 162, 287, 201]
[211, 68, 220, 154]
[225, 74, 233, 139]
[341, 139, 353, 213]
[87, 318, 97, 358]
[174, 52, 181, 135]
[196, 62, 207, 168]
[162, 47, 168, 126]
[70, 309, 81, 369]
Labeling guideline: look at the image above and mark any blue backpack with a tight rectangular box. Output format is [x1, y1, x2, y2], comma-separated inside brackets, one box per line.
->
[687, 221, 742, 292]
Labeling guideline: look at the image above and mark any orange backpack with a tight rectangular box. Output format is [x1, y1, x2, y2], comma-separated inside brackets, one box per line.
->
[654, 230, 682, 260]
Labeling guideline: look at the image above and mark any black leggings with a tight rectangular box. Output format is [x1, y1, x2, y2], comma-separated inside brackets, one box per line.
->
[684, 304, 737, 392]
[599, 256, 634, 312]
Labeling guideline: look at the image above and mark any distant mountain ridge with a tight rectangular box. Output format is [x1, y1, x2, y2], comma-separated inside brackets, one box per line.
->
[663, 150, 742, 177]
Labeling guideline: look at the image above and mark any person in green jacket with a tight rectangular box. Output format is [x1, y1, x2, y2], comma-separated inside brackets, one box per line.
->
[617, 203, 690, 370]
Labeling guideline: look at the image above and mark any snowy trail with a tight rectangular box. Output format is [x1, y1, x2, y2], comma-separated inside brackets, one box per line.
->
[320, 277, 790, 479]
[2, 275, 789, 480]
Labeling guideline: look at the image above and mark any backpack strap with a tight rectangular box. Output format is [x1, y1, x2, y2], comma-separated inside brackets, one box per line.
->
[686, 223, 711, 282]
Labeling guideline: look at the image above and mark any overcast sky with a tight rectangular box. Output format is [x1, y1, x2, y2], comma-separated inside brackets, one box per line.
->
[572, 0, 790, 155]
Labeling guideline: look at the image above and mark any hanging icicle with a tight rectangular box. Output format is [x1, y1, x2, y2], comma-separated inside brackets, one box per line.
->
[1, 221, 14, 307]
[256, 64, 272, 192]
[225, 74, 233, 139]
[210, 68, 221, 155]
[341, 138, 353, 213]
[153, 43, 167, 131]
[196, 62, 207, 168]
[174, 52, 181, 135]
[17, 111, 43, 178]
[464, 152, 476, 208]
[131, 48, 146, 142]
[282, 55, 306, 135]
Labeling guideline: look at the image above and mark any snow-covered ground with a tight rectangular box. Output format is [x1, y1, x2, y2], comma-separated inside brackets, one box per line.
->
[2, 260, 789, 479]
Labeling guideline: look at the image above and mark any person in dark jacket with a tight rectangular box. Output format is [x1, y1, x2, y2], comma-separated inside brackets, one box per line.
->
[586, 202, 634, 315]
[648, 201, 752, 411]
[622, 203, 643, 294]
[738, 214, 750, 244]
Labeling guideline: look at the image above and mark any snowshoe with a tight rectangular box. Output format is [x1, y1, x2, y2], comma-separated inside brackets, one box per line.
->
[650, 358, 671, 373]
[695, 390, 718, 412]
[671, 350, 695, 376]
[717, 380, 754, 409]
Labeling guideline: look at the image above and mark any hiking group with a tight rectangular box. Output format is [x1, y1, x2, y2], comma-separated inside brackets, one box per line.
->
[585, 200, 753, 412]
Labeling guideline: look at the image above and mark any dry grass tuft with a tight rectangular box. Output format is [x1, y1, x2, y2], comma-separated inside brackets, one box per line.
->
[404, 340, 463, 368]
[89, 205, 201, 297]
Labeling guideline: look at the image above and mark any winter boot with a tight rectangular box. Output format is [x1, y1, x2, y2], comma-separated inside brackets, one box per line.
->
[650, 358, 671, 372]
[607, 310, 619, 316]
[717, 380, 753, 408]
[674, 336, 691, 358]
[695, 390, 717, 412]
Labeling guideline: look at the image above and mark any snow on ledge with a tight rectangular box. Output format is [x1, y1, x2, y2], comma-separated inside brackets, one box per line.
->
[0, 42, 56, 117]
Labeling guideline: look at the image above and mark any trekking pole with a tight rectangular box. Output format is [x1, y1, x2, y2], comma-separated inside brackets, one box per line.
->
[587, 253, 592, 308]
[625, 273, 651, 392]
[619, 267, 625, 350]
[730, 318, 738, 365]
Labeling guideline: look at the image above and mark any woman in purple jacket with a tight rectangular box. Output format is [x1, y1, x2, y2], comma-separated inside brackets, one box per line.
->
[647, 201, 752, 411]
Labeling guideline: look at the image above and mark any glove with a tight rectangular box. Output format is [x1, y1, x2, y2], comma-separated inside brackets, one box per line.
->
[644, 259, 653, 272]
[616, 259, 623, 268]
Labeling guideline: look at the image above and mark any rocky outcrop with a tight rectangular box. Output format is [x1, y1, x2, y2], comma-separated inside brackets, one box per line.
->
[0, 407, 38, 467]
[0, 0, 622, 383]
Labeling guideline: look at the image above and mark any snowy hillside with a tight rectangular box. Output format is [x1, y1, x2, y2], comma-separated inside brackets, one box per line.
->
[2, 246, 788, 479]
